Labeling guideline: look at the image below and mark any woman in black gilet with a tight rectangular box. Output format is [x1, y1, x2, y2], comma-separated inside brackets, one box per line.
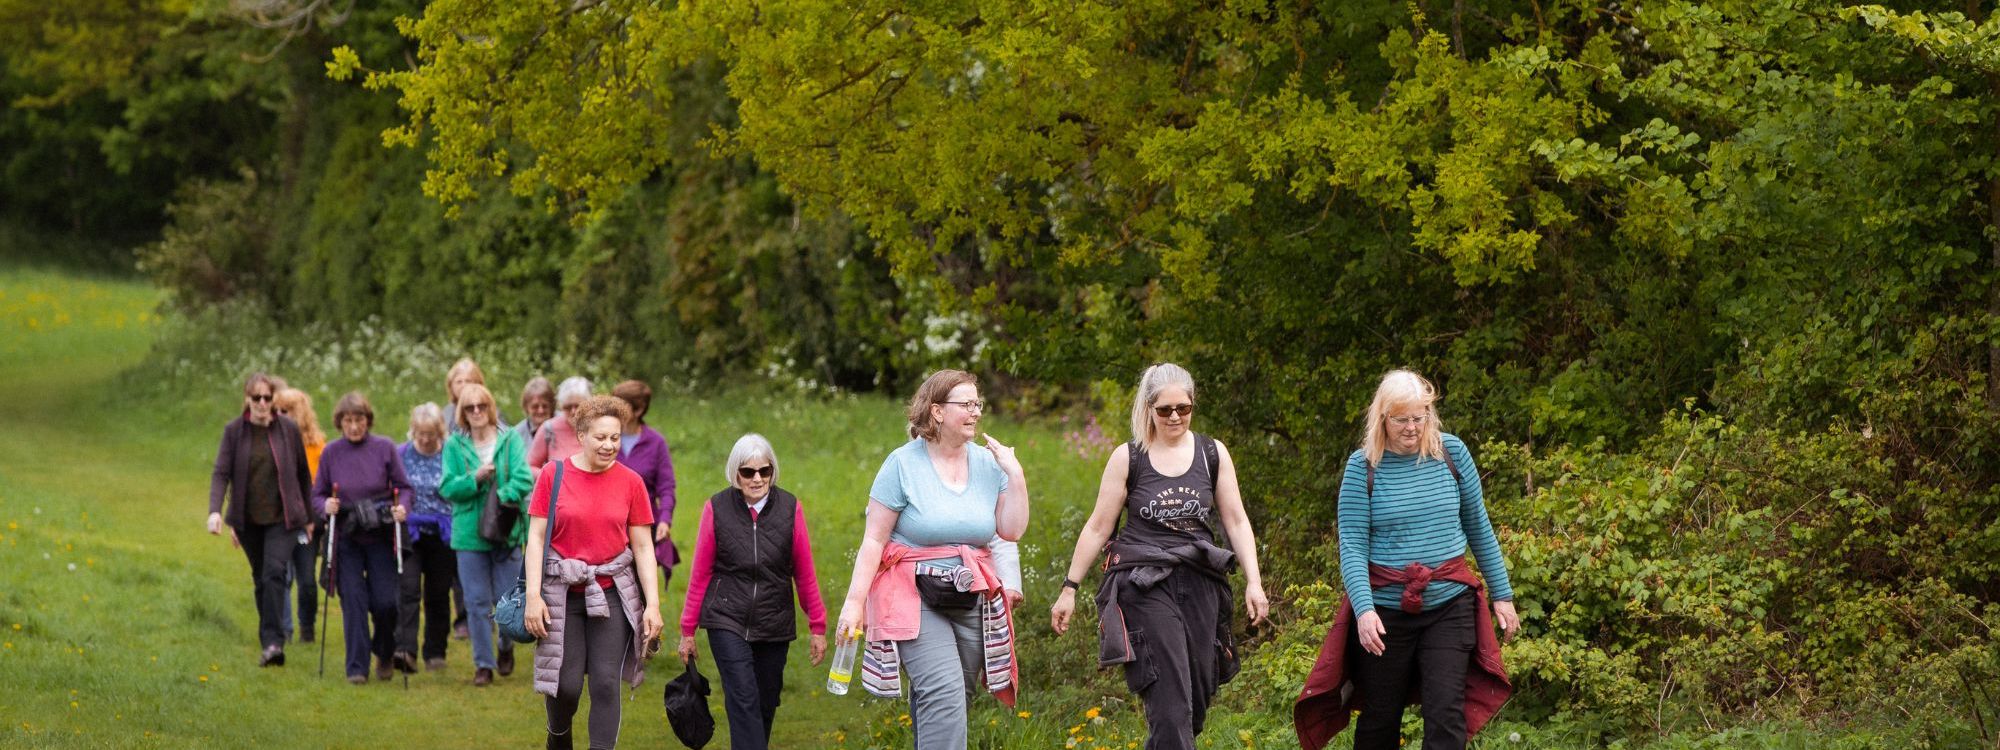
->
[1050, 363, 1270, 750]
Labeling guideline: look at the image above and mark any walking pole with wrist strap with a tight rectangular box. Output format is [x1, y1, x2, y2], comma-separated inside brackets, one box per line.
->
[318, 482, 339, 678]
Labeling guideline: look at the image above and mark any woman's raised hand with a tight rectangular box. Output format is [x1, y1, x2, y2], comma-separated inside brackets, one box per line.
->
[983, 433, 1022, 476]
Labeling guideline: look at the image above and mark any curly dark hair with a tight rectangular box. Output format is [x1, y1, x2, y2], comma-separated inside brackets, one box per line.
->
[568, 394, 633, 435]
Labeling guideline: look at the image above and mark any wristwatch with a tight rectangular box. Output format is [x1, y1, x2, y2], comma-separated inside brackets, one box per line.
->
[1061, 578, 1082, 592]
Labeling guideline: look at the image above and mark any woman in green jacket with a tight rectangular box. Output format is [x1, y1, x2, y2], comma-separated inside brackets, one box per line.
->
[440, 383, 535, 685]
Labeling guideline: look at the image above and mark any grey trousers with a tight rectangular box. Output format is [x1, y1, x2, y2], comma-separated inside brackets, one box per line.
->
[897, 599, 984, 750]
[546, 587, 634, 749]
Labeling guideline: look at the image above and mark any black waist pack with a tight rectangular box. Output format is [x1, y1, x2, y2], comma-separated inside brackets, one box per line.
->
[337, 497, 390, 537]
[914, 565, 979, 612]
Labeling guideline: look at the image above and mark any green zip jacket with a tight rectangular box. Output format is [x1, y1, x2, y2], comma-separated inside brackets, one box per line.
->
[439, 428, 534, 551]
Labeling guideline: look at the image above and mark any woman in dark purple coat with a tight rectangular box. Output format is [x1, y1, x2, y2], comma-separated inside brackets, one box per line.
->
[612, 380, 679, 584]
[207, 372, 314, 667]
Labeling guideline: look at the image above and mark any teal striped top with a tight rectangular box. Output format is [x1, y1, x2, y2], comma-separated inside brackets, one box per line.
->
[1337, 433, 1513, 616]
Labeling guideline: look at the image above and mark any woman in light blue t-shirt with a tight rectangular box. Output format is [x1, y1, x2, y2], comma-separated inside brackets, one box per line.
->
[836, 370, 1030, 750]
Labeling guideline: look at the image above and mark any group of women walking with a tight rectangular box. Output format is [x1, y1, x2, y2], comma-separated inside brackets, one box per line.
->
[208, 360, 1521, 750]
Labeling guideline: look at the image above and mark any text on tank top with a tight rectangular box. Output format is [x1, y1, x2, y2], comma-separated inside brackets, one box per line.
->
[1119, 434, 1220, 544]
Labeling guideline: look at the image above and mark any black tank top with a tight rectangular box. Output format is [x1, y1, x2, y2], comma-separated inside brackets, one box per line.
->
[1116, 434, 1221, 546]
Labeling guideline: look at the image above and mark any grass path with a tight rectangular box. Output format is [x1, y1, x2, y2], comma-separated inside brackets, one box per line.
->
[0, 268, 1110, 748]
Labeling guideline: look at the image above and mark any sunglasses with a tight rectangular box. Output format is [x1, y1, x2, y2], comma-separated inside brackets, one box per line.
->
[737, 465, 774, 480]
[248, 394, 274, 403]
[1153, 403, 1194, 418]
[463, 402, 490, 413]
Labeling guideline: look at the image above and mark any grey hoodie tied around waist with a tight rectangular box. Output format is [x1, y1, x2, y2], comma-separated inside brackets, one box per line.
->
[533, 548, 649, 697]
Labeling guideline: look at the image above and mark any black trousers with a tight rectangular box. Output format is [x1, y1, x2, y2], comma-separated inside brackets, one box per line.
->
[708, 629, 790, 750]
[238, 522, 298, 650]
[289, 525, 318, 637]
[1353, 590, 1476, 750]
[1120, 568, 1229, 750]
[396, 533, 456, 660]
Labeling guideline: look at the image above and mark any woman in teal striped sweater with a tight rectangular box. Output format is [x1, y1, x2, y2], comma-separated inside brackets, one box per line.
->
[1337, 369, 1520, 750]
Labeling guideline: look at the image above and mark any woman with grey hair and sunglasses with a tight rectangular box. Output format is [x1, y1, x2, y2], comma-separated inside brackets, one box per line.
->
[676, 434, 828, 750]
[528, 376, 593, 469]
[1049, 363, 1268, 750]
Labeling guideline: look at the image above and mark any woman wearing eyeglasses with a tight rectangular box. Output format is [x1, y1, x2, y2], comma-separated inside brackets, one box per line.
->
[207, 372, 315, 667]
[1294, 369, 1520, 750]
[528, 376, 594, 470]
[675, 434, 827, 750]
[312, 391, 414, 684]
[834, 369, 1030, 750]
[440, 383, 536, 685]
[1048, 363, 1268, 750]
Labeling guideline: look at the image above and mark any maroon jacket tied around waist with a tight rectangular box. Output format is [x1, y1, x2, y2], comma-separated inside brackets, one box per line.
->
[1292, 557, 1511, 750]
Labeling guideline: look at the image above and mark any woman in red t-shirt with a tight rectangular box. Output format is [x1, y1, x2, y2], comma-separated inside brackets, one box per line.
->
[524, 395, 664, 750]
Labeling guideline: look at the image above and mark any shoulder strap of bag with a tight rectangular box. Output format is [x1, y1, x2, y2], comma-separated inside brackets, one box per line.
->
[549, 460, 566, 538]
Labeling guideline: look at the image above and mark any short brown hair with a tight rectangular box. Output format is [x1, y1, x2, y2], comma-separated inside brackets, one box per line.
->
[611, 380, 652, 425]
[569, 394, 633, 435]
[333, 391, 375, 430]
[906, 369, 977, 441]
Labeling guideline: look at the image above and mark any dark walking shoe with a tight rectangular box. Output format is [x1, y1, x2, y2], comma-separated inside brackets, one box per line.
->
[259, 645, 286, 667]
[299, 629, 314, 644]
[392, 651, 419, 674]
[425, 657, 446, 672]
[545, 729, 572, 750]
[375, 658, 393, 682]
[497, 649, 514, 677]
[473, 668, 494, 687]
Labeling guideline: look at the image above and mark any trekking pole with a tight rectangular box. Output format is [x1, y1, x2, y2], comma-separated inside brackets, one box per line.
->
[319, 482, 339, 678]
[392, 488, 404, 575]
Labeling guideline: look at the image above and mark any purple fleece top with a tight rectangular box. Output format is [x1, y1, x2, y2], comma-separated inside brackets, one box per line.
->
[311, 434, 413, 521]
[619, 425, 679, 569]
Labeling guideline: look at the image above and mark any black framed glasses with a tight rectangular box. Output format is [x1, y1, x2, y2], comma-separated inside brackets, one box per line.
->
[1153, 403, 1194, 418]
[737, 465, 774, 480]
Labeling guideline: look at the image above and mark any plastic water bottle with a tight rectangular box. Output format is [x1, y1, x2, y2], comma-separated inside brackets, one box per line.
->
[826, 623, 861, 695]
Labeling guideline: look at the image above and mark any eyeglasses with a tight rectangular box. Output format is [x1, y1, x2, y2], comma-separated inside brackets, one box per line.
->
[248, 394, 274, 403]
[1153, 403, 1194, 418]
[1387, 414, 1428, 427]
[737, 465, 774, 480]
[941, 400, 985, 413]
[464, 403, 489, 413]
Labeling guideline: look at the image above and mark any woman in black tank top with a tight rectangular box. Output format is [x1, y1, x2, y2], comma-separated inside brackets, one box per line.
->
[1049, 364, 1270, 750]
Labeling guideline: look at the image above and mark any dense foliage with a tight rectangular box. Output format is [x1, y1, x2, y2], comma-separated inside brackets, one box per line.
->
[6, 0, 2000, 743]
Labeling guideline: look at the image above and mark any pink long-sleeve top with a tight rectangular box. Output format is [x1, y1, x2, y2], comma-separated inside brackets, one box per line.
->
[678, 497, 829, 637]
[526, 417, 582, 470]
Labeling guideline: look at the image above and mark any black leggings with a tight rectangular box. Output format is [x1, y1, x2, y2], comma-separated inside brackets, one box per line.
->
[546, 588, 634, 749]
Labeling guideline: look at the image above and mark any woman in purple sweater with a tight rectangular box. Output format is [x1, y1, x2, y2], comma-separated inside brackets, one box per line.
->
[612, 380, 679, 584]
[312, 392, 413, 684]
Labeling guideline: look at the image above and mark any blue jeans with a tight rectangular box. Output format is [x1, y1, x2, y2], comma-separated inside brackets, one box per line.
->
[456, 548, 523, 670]
[335, 536, 399, 678]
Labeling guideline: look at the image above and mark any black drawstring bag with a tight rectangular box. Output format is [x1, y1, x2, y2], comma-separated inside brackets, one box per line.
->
[662, 658, 714, 749]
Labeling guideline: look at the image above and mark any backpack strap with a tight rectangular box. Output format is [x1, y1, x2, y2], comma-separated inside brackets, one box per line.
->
[1365, 450, 1463, 499]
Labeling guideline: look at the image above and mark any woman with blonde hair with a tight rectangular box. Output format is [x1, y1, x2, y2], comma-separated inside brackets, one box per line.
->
[274, 387, 326, 643]
[1049, 363, 1268, 750]
[445, 358, 506, 435]
[441, 383, 537, 684]
[834, 369, 1030, 750]
[1295, 369, 1520, 750]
